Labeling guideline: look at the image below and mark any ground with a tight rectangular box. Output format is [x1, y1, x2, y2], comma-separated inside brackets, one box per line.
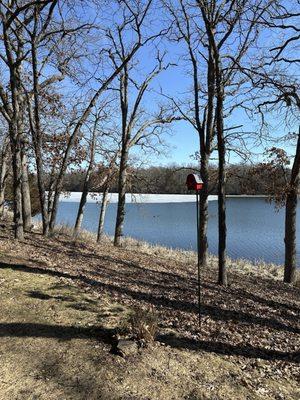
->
[0, 223, 299, 399]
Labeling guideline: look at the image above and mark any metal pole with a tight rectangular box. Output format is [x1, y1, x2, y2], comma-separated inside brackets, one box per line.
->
[196, 189, 201, 327]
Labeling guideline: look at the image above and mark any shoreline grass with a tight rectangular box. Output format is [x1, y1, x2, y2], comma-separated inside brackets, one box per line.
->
[33, 221, 286, 282]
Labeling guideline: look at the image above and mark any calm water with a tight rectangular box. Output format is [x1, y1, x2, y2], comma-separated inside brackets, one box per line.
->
[50, 197, 300, 266]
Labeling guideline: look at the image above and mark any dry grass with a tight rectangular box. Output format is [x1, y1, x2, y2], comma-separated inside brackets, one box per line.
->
[33, 221, 286, 281]
[0, 266, 298, 400]
[0, 223, 299, 399]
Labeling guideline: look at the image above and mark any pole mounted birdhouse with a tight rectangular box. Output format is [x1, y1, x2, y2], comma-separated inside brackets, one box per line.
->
[186, 173, 204, 328]
[186, 174, 203, 191]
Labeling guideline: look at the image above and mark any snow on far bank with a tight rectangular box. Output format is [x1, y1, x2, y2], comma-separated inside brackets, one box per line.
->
[58, 192, 218, 203]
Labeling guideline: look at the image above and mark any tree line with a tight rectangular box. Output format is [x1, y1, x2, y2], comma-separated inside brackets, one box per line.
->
[39, 163, 288, 195]
[0, 1, 299, 286]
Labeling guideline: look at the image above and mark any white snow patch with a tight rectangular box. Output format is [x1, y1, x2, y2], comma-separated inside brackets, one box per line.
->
[58, 192, 218, 203]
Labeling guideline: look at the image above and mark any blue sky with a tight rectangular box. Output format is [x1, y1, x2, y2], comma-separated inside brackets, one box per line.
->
[128, 57, 297, 167]
[48, 0, 299, 168]
[118, 1, 300, 167]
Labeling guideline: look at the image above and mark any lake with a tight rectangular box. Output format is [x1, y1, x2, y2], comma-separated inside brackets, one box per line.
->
[48, 196, 300, 266]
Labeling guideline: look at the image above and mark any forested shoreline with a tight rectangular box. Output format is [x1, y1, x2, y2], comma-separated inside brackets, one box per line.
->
[2, 163, 289, 210]
[43, 163, 292, 195]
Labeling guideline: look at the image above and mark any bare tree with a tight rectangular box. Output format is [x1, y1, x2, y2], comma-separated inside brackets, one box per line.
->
[264, 4, 300, 284]
[27, 0, 59, 235]
[94, 158, 119, 242]
[73, 106, 109, 237]
[49, 0, 161, 233]
[22, 0, 97, 235]
[229, 2, 300, 283]
[0, 1, 48, 238]
[196, 0, 277, 285]
[163, 0, 216, 271]
[95, 153, 120, 242]
[0, 0, 67, 237]
[108, 42, 176, 245]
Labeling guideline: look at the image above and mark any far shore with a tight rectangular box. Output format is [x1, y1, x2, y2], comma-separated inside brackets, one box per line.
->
[57, 192, 268, 203]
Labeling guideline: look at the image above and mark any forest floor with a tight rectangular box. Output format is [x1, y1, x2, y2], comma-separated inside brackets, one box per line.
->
[0, 222, 299, 400]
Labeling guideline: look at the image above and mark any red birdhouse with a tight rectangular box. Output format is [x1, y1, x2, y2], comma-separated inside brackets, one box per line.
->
[186, 174, 203, 191]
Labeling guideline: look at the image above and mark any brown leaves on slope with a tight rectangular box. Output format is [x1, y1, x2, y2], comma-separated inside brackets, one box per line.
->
[0, 224, 299, 383]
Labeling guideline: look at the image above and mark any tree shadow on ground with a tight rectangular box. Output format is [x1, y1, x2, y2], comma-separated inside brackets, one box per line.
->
[0, 320, 298, 363]
[27, 290, 75, 302]
[1, 261, 298, 335]
[1, 259, 300, 364]
[0, 322, 114, 344]
[156, 333, 300, 363]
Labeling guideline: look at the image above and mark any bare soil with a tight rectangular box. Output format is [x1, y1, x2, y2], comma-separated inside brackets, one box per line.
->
[0, 223, 299, 399]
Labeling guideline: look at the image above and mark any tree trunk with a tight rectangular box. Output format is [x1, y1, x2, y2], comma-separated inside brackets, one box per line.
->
[49, 177, 62, 232]
[284, 191, 298, 283]
[9, 123, 24, 239]
[31, 41, 49, 235]
[0, 140, 9, 219]
[199, 157, 209, 268]
[0, 163, 7, 219]
[35, 148, 49, 235]
[7, 56, 24, 238]
[73, 167, 92, 237]
[73, 118, 97, 238]
[198, 48, 215, 269]
[284, 131, 300, 284]
[217, 140, 227, 286]
[47, 183, 54, 219]
[114, 146, 129, 246]
[21, 143, 32, 231]
[97, 185, 109, 242]
[215, 63, 227, 286]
